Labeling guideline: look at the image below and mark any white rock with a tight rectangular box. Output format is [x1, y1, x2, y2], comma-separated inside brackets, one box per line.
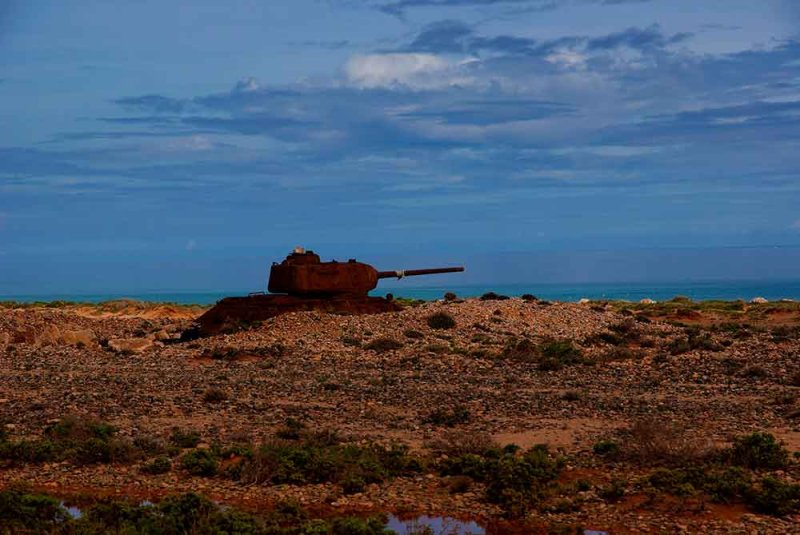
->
[640, 298, 656, 304]
[578, 298, 591, 304]
[108, 337, 154, 354]
[750, 297, 768, 304]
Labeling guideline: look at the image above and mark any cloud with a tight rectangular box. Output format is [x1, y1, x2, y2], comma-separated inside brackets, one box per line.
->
[401, 20, 688, 60]
[344, 53, 468, 88]
[369, 0, 653, 17]
[586, 25, 692, 51]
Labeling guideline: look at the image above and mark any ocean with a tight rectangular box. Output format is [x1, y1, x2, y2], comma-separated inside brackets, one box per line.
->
[2, 279, 800, 305]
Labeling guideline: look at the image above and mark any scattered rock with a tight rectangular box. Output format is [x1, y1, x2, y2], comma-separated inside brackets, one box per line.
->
[107, 337, 154, 354]
[751, 297, 768, 304]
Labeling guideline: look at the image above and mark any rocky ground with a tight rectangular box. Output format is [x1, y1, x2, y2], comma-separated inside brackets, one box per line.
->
[1, 296, 799, 533]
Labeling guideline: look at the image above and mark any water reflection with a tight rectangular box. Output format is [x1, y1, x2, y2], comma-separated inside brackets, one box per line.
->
[387, 514, 484, 535]
[61, 503, 485, 534]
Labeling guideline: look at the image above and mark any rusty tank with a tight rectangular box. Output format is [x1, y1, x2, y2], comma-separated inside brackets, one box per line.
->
[190, 247, 464, 337]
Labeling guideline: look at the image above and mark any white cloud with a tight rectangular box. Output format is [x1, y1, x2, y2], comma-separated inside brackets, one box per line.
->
[344, 53, 470, 89]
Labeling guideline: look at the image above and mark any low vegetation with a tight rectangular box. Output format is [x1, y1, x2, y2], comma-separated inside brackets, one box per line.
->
[0, 489, 392, 534]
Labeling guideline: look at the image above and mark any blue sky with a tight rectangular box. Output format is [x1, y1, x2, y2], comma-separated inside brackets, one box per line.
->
[1, 0, 800, 293]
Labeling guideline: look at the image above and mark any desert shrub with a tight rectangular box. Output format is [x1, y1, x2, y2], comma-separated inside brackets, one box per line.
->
[706, 466, 752, 504]
[340, 336, 362, 347]
[480, 292, 510, 301]
[739, 365, 768, 379]
[428, 430, 498, 457]
[170, 428, 201, 449]
[520, 294, 538, 302]
[484, 446, 562, 517]
[647, 467, 704, 497]
[500, 338, 538, 362]
[403, 329, 425, 339]
[608, 318, 640, 341]
[202, 387, 227, 403]
[771, 325, 800, 342]
[592, 440, 620, 457]
[560, 390, 581, 402]
[537, 339, 584, 370]
[2, 490, 390, 533]
[237, 440, 421, 487]
[0, 488, 69, 531]
[598, 478, 627, 502]
[667, 337, 692, 355]
[0, 417, 138, 466]
[725, 432, 789, 470]
[443, 292, 458, 302]
[181, 449, 218, 477]
[426, 312, 456, 330]
[668, 329, 723, 355]
[619, 419, 712, 465]
[499, 337, 584, 370]
[141, 456, 172, 475]
[275, 418, 306, 440]
[746, 476, 800, 516]
[423, 405, 471, 427]
[364, 337, 403, 353]
[440, 444, 561, 517]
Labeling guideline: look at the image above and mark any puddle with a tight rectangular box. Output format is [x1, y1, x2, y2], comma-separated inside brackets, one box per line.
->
[60, 502, 83, 520]
[387, 514, 484, 534]
[59, 503, 484, 534]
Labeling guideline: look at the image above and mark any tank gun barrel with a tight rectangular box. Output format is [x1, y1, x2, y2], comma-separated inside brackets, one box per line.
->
[377, 266, 465, 280]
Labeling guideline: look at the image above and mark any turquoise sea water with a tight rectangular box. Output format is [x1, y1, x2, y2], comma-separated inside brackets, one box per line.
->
[2, 280, 799, 305]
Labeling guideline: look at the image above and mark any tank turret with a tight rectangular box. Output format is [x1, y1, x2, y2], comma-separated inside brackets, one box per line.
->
[267, 247, 464, 296]
[188, 247, 465, 337]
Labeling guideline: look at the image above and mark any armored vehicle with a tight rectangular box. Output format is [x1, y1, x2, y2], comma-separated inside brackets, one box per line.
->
[191, 247, 464, 337]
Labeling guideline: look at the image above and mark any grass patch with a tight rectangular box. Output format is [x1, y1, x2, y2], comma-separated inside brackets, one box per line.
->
[426, 312, 456, 330]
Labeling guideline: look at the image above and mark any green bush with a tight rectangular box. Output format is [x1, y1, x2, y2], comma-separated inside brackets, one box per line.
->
[0, 488, 69, 531]
[181, 449, 218, 477]
[6, 490, 392, 533]
[141, 456, 172, 475]
[0, 417, 138, 466]
[592, 440, 620, 456]
[440, 444, 561, 517]
[426, 312, 457, 330]
[726, 432, 789, 470]
[746, 476, 800, 516]
[170, 428, 201, 448]
[237, 440, 421, 488]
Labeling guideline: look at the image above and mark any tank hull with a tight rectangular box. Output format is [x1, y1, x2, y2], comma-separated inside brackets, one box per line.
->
[190, 294, 402, 337]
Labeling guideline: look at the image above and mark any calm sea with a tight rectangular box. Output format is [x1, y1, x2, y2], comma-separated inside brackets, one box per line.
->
[2, 280, 800, 305]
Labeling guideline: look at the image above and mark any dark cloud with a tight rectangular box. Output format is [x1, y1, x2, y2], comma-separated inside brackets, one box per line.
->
[114, 94, 188, 113]
[402, 20, 687, 56]
[586, 24, 691, 50]
[371, 0, 653, 17]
